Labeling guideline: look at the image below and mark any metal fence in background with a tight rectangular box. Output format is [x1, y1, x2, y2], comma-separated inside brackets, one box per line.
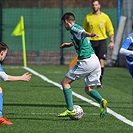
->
[1, 0, 120, 65]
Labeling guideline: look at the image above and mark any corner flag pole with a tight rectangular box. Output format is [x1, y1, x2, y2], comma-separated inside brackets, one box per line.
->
[21, 16, 27, 67]
[11, 16, 27, 67]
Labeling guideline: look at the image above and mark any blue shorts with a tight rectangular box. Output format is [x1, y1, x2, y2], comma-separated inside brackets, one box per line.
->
[128, 64, 133, 77]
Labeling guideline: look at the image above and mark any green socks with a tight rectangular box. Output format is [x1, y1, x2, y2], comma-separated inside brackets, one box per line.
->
[90, 90, 102, 103]
[63, 88, 74, 111]
[63, 88, 102, 110]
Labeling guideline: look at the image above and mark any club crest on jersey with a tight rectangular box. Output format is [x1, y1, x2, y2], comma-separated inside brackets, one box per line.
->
[100, 23, 104, 28]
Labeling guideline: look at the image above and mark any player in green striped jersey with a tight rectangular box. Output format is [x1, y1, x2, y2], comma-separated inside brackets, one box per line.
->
[58, 12, 107, 118]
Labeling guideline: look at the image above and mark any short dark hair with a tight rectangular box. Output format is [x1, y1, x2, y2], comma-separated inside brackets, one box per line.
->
[91, 0, 101, 4]
[61, 12, 75, 22]
[0, 42, 8, 52]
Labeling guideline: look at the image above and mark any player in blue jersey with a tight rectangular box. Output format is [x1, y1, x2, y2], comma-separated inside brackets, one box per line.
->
[58, 12, 107, 118]
[0, 42, 31, 125]
[120, 31, 133, 77]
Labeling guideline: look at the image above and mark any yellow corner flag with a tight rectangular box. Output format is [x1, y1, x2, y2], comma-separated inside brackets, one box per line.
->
[69, 56, 78, 69]
[11, 16, 27, 67]
[12, 16, 24, 36]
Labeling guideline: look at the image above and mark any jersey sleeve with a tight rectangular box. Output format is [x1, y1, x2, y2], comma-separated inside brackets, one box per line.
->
[76, 29, 85, 40]
[106, 15, 114, 36]
[120, 35, 133, 56]
[71, 26, 85, 40]
[121, 36, 132, 49]
[83, 16, 88, 31]
[120, 48, 133, 56]
[0, 64, 8, 81]
[0, 72, 8, 81]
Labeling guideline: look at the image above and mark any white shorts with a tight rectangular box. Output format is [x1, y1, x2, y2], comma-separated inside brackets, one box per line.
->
[66, 54, 101, 87]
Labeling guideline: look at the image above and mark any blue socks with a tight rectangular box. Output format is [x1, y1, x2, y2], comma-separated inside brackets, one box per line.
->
[0, 93, 3, 117]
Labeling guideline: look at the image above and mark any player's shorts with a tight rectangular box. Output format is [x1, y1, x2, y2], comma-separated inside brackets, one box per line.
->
[66, 54, 101, 87]
[90, 39, 107, 60]
[127, 64, 133, 77]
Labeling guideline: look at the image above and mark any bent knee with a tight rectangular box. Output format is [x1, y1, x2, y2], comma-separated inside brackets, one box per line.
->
[61, 79, 64, 86]
[61, 79, 68, 88]
[84, 87, 89, 94]
[61, 77, 72, 88]
[84, 86, 93, 95]
[0, 87, 2, 93]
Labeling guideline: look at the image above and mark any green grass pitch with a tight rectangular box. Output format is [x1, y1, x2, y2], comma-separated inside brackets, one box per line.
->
[0, 65, 133, 132]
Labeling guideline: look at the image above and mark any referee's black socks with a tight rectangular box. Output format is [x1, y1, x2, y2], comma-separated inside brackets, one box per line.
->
[100, 67, 104, 85]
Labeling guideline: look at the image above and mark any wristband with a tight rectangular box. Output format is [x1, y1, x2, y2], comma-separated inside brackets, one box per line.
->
[110, 40, 114, 43]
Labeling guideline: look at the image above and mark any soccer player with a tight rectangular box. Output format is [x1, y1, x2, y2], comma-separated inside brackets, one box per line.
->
[0, 42, 31, 125]
[58, 12, 107, 118]
[119, 30, 133, 77]
[83, 0, 115, 88]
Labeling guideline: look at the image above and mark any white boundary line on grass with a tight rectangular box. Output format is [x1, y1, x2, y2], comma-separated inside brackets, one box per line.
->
[23, 66, 133, 127]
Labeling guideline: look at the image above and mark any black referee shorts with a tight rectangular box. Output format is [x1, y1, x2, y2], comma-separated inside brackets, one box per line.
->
[90, 39, 107, 60]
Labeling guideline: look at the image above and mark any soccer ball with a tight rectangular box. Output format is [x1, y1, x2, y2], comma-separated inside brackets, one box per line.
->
[70, 105, 84, 120]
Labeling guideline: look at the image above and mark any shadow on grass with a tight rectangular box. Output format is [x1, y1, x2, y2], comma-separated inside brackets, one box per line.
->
[107, 101, 132, 109]
[4, 103, 65, 107]
[6, 117, 71, 122]
[4, 102, 98, 109]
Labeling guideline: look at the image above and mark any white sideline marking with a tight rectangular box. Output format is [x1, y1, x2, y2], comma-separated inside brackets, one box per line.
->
[24, 66, 133, 127]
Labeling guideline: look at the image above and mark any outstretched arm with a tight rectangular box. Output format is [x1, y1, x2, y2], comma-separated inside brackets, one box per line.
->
[120, 48, 133, 56]
[82, 31, 98, 38]
[7, 72, 31, 82]
[60, 42, 73, 48]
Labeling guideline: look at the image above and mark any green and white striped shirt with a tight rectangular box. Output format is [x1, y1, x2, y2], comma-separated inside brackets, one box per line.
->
[70, 24, 94, 60]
